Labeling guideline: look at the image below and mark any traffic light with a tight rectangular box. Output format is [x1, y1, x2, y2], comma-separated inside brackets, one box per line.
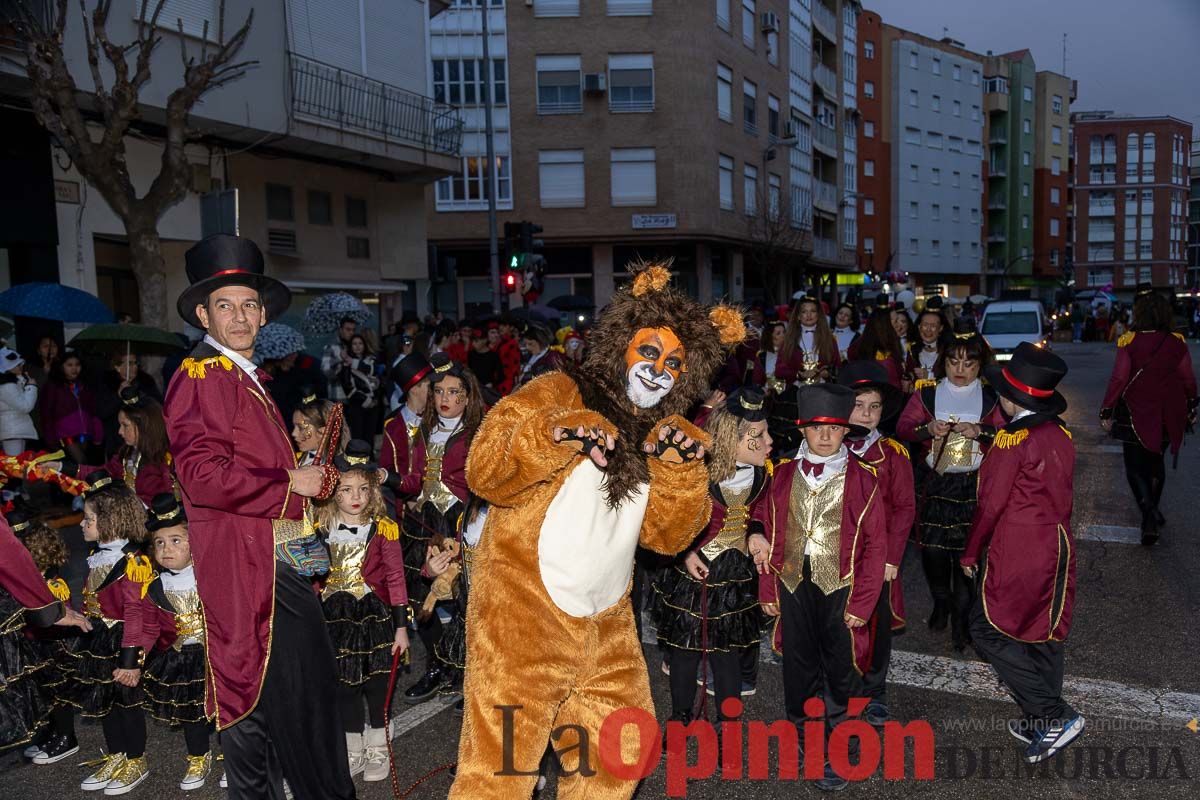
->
[519, 221, 544, 254]
[503, 268, 519, 293]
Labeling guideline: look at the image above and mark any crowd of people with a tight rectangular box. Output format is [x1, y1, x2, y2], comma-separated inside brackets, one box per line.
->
[0, 233, 1195, 799]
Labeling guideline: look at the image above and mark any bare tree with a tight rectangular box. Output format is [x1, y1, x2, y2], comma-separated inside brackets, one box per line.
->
[5, 0, 255, 327]
[746, 191, 812, 307]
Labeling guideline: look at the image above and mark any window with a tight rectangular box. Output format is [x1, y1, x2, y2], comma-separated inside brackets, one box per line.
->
[1050, 218, 1060, 236]
[952, 63, 961, 81]
[909, 201, 918, 218]
[1051, 157, 1061, 176]
[1022, 118, 1031, 135]
[971, 69, 980, 86]
[927, 132, 943, 150]
[609, 55, 654, 112]
[863, 198, 875, 215]
[717, 63, 732, 121]
[743, 80, 757, 134]
[537, 55, 582, 113]
[719, 154, 734, 210]
[1051, 187, 1061, 205]
[952, 171, 961, 187]
[931, 203, 941, 221]
[1052, 94, 1063, 114]
[971, 173, 980, 190]
[611, 148, 657, 206]
[345, 196, 368, 228]
[863, 41, 874, 59]
[932, 239, 940, 256]
[716, 0, 730, 29]
[1051, 125, 1062, 145]
[743, 164, 758, 215]
[534, 0, 580, 16]
[972, 242, 980, 257]
[1023, 85, 1032, 102]
[971, 105, 980, 121]
[904, 127, 921, 145]
[952, 205, 961, 221]
[607, 0, 653, 15]
[948, 136, 963, 153]
[435, 156, 513, 209]
[768, 94, 781, 139]
[307, 190, 331, 225]
[432, 58, 508, 106]
[1023, 151, 1031, 167]
[1139, 244, 1152, 261]
[864, 160, 875, 177]
[931, 167, 940, 185]
[864, 81, 875, 99]
[952, 241, 961, 257]
[1022, 215, 1029, 230]
[1022, 183, 1030, 198]
[538, 150, 585, 208]
[266, 184, 293, 222]
[864, 120, 875, 138]
[931, 94, 941, 112]
[768, 173, 781, 218]
[910, 238, 919, 254]
[742, 0, 755, 48]
[909, 90, 918, 107]
[346, 236, 370, 259]
[909, 164, 918, 182]
[932, 57, 941, 76]
[970, 208, 979, 223]
[864, 236, 875, 253]
[909, 50, 918, 69]
[953, 100, 961, 117]
[1050, 249, 1059, 265]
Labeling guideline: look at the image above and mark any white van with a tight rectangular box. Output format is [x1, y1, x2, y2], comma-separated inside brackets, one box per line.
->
[979, 300, 1047, 361]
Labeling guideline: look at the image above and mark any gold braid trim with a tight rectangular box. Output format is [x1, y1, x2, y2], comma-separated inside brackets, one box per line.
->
[883, 437, 909, 459]
[914, 378, 936, 390]
[1116, 331, 1135, 348]
[1059, 425, 1072, 440]
[377, 517, 400, 541]
[993, 429, 1029, 450]
[180, 355, 234, 380]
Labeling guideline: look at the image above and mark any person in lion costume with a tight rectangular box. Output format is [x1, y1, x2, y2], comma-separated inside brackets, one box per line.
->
[449, 263, 744, 798]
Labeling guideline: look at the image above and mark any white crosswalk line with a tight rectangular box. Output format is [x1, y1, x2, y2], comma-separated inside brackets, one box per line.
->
[388, 693, 460, 740]
[1081, 524, 1143, 543]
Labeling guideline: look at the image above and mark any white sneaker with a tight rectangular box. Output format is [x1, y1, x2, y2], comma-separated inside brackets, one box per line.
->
[179, 752, 213, 791]
[362, 727, 389, 782]
[22, 743, 44, 759]
[103, 756, 149, 795]
[346, 731, 365, 778]
[218, 771, 227, 788]
[81, 753, 127, 792]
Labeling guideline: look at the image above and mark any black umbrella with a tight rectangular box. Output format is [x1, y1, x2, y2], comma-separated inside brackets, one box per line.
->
[547, 294, 593, 311]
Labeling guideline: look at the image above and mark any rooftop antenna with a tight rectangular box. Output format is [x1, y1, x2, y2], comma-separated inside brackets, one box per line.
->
[1062, 33, 1068, 74]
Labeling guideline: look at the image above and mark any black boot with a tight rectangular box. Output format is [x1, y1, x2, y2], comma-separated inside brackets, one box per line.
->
[663, 710, 693, 749]
[1141, 507, 1160, 547]
[927, 600, 949, 632]
[403, 664, 445, 704]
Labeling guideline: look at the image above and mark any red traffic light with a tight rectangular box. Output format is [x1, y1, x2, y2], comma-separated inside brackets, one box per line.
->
[503, 272, 518, 291]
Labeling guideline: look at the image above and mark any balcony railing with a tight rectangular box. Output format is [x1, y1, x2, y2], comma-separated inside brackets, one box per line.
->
[813, 123, 838, 154]
[988, 162, 1007, 178]
[1088, 200, 1116, 216]
[988, 197, 1007, 211]
[812, 2, 838, 40]
[814, 180, 838, 210]
[813, 60, 838, 97]
[989, 132, 1008, 145]
[1088, 228, 1115, 243]
[813, 236, 839, 261]
[289, 52, 463, 156]
[987, 231, 1007, 243]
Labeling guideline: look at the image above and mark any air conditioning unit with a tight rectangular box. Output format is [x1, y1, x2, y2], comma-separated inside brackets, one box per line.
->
[584, 73, 607, 94]
[761, 11, 780, 33]
[267, 228, 298, 256]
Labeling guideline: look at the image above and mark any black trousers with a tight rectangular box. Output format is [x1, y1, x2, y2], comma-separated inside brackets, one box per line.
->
[667, 648, 742, 719]
[969, 594, 1075, 724]
[1122, 443, 1165, 512]
[337, 675, 390, 732]
[741, 640, 758, 687]
[220, 563, 356, 800]
[183, 721, 212, 757]
[779, 559, 860, 731]
[862, 580, 894, 702]
[416, 612, 443, 672]
[921, 547, 974, 642]
[101, 706, 146, 759]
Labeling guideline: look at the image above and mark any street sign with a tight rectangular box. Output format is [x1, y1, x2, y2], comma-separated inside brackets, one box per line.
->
[631, 213, 677, 229]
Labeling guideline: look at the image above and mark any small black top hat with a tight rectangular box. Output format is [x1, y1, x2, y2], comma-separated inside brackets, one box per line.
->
[176, 235, 291, 329]
[837, 360, 905, 421]
[1134, 282, 1156, 299]
[119, 384, 151, 409]
[83, 468, 115, 495]
[7, 508, 33, 537]
[795, 383, 869, 439]
[520, 321, 553, 348]
[925, 295, 945, 310]
[334, 439, 380, 473]
[146, 493, 187, 533]
[984, 342, 1068, 417]
[726, 385, 768, 423]
[393, 353, 432, 395]
[427, 352, 464, 384]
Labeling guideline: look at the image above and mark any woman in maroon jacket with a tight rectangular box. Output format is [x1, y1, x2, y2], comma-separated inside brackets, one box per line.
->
[1099, 287, 1198, 545]
[849, 301, 907, 390]
[39, 351, 103, 464]
[397, 353, 483, 703]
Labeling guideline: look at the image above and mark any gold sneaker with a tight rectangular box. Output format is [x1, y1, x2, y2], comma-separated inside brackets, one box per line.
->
[80, 753, 127, 792]
[103, 756, 149, 796]
[179, 752, 213, 791]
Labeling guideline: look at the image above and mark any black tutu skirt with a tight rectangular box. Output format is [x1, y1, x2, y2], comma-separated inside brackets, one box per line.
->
[401, 502, 462, 606]
[63, 620, 145, 717]
[323, 591, 395, 686]
[917, 470, 978, 551]
[0, 589, 51, 748]
[652, 549, 763, 653]
[434, 596, 467, 671]
[143, 642, 207, 724]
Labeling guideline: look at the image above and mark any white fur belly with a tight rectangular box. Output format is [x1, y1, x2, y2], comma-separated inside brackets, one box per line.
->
[538, 460, 649, 617]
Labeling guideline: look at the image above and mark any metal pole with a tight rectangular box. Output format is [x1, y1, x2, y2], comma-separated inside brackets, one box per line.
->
[481, 3, 502, 313]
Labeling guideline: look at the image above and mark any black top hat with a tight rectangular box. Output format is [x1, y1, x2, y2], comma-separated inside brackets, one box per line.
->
[726, 385, 768, 423]
[984, 342, 1068, 417]
[145, 493, 187, 533]
[520, 321, 553, 347]
[176, 235, 291, 329]
[925, 295, 945, 310]
[795, 383, 869, 439]
[334, 439, 380, 473]
[83, 468, 115, 495]
[393, 353, 432, 395]
[7, 508, 33, 537]
[1134, 282, 1156, 298]
[119, 384, 152, 409]
[837, 360, 905, 421]
[427, 352, 464, 384]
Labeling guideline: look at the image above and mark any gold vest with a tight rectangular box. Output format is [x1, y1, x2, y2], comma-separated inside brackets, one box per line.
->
[931, 430, 981, 473]
[800, 348, 822, 385]
[83, 563, 121, 627]
[323, 538, 371, 600]
[700, 486, 752, 562]
[418, 439, 459, 516]
[164, 587, 204, 650]
[779, 470, 849, 595]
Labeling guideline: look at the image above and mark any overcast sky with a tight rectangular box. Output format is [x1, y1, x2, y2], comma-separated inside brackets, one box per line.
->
[865, 0, 1200, 129]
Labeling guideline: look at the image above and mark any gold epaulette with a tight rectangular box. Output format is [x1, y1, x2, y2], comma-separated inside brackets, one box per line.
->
[1173, 332, 1186, 343]
[46, 577, 70, 602]
[914, 378, 936, 390]
[875, 351, 890, 361]
[377, 517, 400, 541]
[123, 554, 156, 597]
[765, 460, 775, 477]
[856, 459, 878, 477]
[993, 429, 1029, 449]
[1116, 331, 1135, 348]
[1059, 425, 1073, 440]
[883, 437, 909, 459]
[180, 355, 234, 379]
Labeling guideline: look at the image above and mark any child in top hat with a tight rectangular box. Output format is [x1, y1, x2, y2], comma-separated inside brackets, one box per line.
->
[139, 493, 215, 791]
[653, 386, 772, 728]
[838, 361, 915, 727]
[381, 352, 433, 599]
[961, 341, 1082, 764]
[756, 383, 887, 791]
[316, 439, 411, 783]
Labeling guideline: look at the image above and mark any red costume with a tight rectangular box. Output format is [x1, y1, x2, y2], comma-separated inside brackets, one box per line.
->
[1101, 331, 1197, 455]
[0, 512, 60, 624]
[853, 435, 914, 629]
[493, 334, 521, 395]
[716, 338, 765, 393]
[77, 451, 174, 507]
[896, 383, 1005, 461]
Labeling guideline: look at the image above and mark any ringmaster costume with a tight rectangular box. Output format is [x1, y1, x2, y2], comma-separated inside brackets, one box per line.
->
[164, 235, 355, 799]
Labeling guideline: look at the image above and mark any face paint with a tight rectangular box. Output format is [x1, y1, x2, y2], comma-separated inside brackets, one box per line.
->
[624, 327, 685, 409]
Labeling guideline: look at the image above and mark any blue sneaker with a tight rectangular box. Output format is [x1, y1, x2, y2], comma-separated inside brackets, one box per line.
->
[865, 702, 889, 727]
[814, 761, 848, 792]
[1023, 716, 1085, 763]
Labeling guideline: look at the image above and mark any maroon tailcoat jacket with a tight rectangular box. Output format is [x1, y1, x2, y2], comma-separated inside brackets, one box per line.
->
[895, 382, 1005, 460]
[853, 436, 915, 630]
[381, 412, 421, 515]
[717, 338, 766, 393]
[755, 455, 887, 673]
[164, 341, 304, 728]
[1101, 331, 1197, 455]
[397, 429, 471, 504]
[961, 414, 1076, 642]
[0, 511, 62, 627]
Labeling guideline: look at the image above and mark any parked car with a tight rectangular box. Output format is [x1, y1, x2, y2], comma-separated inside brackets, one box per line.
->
[980, 300, 1048, 361]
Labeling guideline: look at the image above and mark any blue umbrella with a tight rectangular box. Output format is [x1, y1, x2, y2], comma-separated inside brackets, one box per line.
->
[0, 282, 114, 323]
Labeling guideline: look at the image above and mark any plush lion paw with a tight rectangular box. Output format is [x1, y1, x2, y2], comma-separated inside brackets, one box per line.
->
[643, 417, 707, 464]
[552, 412, 618, 468]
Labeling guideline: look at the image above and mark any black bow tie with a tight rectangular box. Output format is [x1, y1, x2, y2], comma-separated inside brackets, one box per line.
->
[338, 524, 359, 532]
[924, 344, 938, 352]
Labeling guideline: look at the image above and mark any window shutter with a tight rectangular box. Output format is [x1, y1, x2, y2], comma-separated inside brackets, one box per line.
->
[155, 0, 219, 41]
[607, 0, 653, 15]
[534, 0, 580, 17]
[539, 151, 585, 208]
[611, 149, 656, 206]
[286, 0, 362, 73]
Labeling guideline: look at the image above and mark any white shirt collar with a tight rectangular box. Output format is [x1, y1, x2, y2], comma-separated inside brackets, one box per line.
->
[849, 428, 881, 456]
[203, 334, 263, 391]
[401, 405, 422, 427]
[797, 442, 848, 488]
[87, 538, 128, 570]
[160, 564, 197, 592]
[1011, 408, 1035, 422]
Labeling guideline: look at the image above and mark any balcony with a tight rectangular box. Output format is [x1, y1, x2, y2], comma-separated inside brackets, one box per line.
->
[814, 179, 838, 212]
[1088, 200, 1116, 217]
[988, 196, 1007, 211]
[813, 59, 838, 98]
[289, 52, 464, 157]
[989, 132, 1008, 145]
[812, 1, 838, 41]
[1088, 228, 1115, 243]
[987, 231, 1007, 243]
[813, 123, 838, 156]
[988, 162, 1007, 178]
[813, 236, 840, 261]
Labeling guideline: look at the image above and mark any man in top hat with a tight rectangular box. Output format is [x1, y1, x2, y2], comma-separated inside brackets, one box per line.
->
[755, 383, 887, 791]
[961, 341, 1081, 764]
[163, 234, 356, 799]
[516, 321, 567, 389]
[838, 361, 914, 727]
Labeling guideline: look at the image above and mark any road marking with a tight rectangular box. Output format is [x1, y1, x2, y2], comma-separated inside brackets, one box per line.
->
[1076, 445, 1124, 454]
[389, 692, 460, 739]
[1081, 525, 1143, 544]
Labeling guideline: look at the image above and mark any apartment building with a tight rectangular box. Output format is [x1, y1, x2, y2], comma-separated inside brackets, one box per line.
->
[0, 0, 460, 336]
[1032, 71, 1073, 282]
[1072, 112, 1192, 294]
[426, 0, 864, 316]
[1188, 139, 1199, 288]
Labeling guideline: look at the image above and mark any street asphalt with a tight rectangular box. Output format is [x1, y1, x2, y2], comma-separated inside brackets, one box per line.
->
[2, 341, 1198, 798]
